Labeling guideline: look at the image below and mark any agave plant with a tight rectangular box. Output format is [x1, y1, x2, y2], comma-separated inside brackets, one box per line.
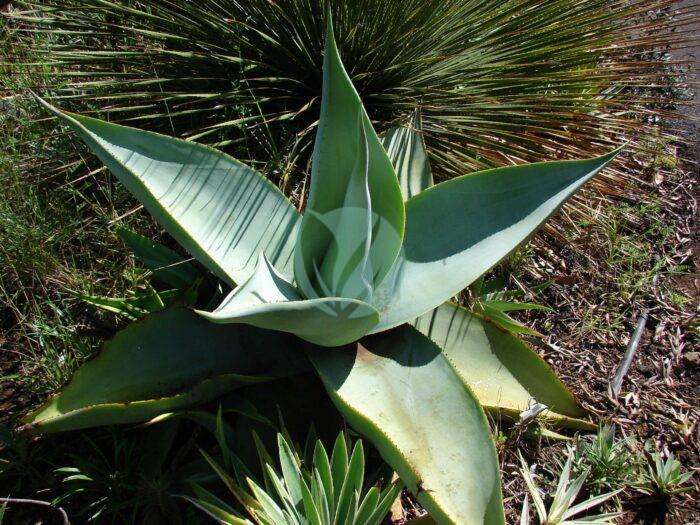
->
[518, 450, 622, 525]
[635, 451, 694, 501]
[22, 16, 620, 524]
[189, 430, 401, 525]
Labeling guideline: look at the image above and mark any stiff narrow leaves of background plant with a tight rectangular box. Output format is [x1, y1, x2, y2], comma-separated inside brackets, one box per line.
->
[4, 0, 689, 212]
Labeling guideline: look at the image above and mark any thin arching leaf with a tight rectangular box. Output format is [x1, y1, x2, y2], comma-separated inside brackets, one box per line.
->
[198, 255, 379, 347]
[370, 149, 621, 332]
[277, 434, 304, 510]
[36, 95, 300, 286]
[310, 326, 505, 524]
[116, 227, 202, 289]
[354, 486, 380, 525]
[334, 440, 364, 524]
[330, 432, 349, 513]
[365, 482, 403, 525]
[247, 478, 288, 525]
[313, 440, 334, 517]
[79, 288, 180, 321]
[518, 453, 548, 523]
[186, 483, 253, 525]
[412, 302, 592, 429]
[300, 478, 322, 525]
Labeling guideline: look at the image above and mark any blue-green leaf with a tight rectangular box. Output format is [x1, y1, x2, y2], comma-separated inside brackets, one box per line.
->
[198, 255, 379, 347]
[35, 95, 300, 286]
[381, 115, 433, 200]
[370, 149, 621, 332]
[294, 15, 404, 302]
[22, 307, 308, 433]
[412, 302, 592, 429]
[310, 327, 505, 524]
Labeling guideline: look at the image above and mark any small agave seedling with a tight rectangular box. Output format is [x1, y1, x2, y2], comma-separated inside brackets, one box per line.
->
[189, 431, 401, 525]
[636, 451, 693, 501]
[519, 450, 622, 525]
[23, 14, 619, 524]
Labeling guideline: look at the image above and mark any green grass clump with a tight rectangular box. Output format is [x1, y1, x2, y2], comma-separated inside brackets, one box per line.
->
[570, 193, 693, 338]
[0, 77, 160, 405]
[570, 425, 642, 497]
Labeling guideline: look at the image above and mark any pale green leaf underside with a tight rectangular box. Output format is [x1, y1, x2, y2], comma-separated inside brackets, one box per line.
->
[413, 303, 593, 429]
[370, 149, 621, 332]
[199, 255, 379, 347]
[37, 96, 300, 286]
[381, 123, 433, 201]
[309, 326, 505, 525]
[295, 117, 377, 301]
[294, 15, 404, 298]
[22, 308, 308, 433]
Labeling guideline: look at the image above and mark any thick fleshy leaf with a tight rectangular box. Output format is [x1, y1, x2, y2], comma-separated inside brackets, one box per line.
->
[198, 255, 379, 347]
[21, 307, 308, 433]
[413, 303, 593, 429]
[309, 326, 505, 525]
[294, 15, 404, 301]
[116, 227, 201, 289]
[381, 117, 433, 201]
[36, 96, 300, 286]
[370, 149, 621, 332]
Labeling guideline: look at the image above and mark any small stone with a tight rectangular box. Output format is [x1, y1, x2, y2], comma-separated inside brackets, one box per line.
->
[682, 352, 700, 368]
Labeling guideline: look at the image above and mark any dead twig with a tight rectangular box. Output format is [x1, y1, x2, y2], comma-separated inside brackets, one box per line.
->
[610, 311, 649, 397]
[0, 497, 69, 524]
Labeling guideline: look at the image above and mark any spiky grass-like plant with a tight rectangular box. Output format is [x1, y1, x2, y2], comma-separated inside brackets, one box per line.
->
[3, 1, 694, 209]
[519, 450, 622, 525]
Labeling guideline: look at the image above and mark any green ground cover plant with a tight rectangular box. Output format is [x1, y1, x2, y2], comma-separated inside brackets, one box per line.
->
[15, 14, 632, 524]
[636, 450, 694, 502]
[569, 425, 641, 498]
